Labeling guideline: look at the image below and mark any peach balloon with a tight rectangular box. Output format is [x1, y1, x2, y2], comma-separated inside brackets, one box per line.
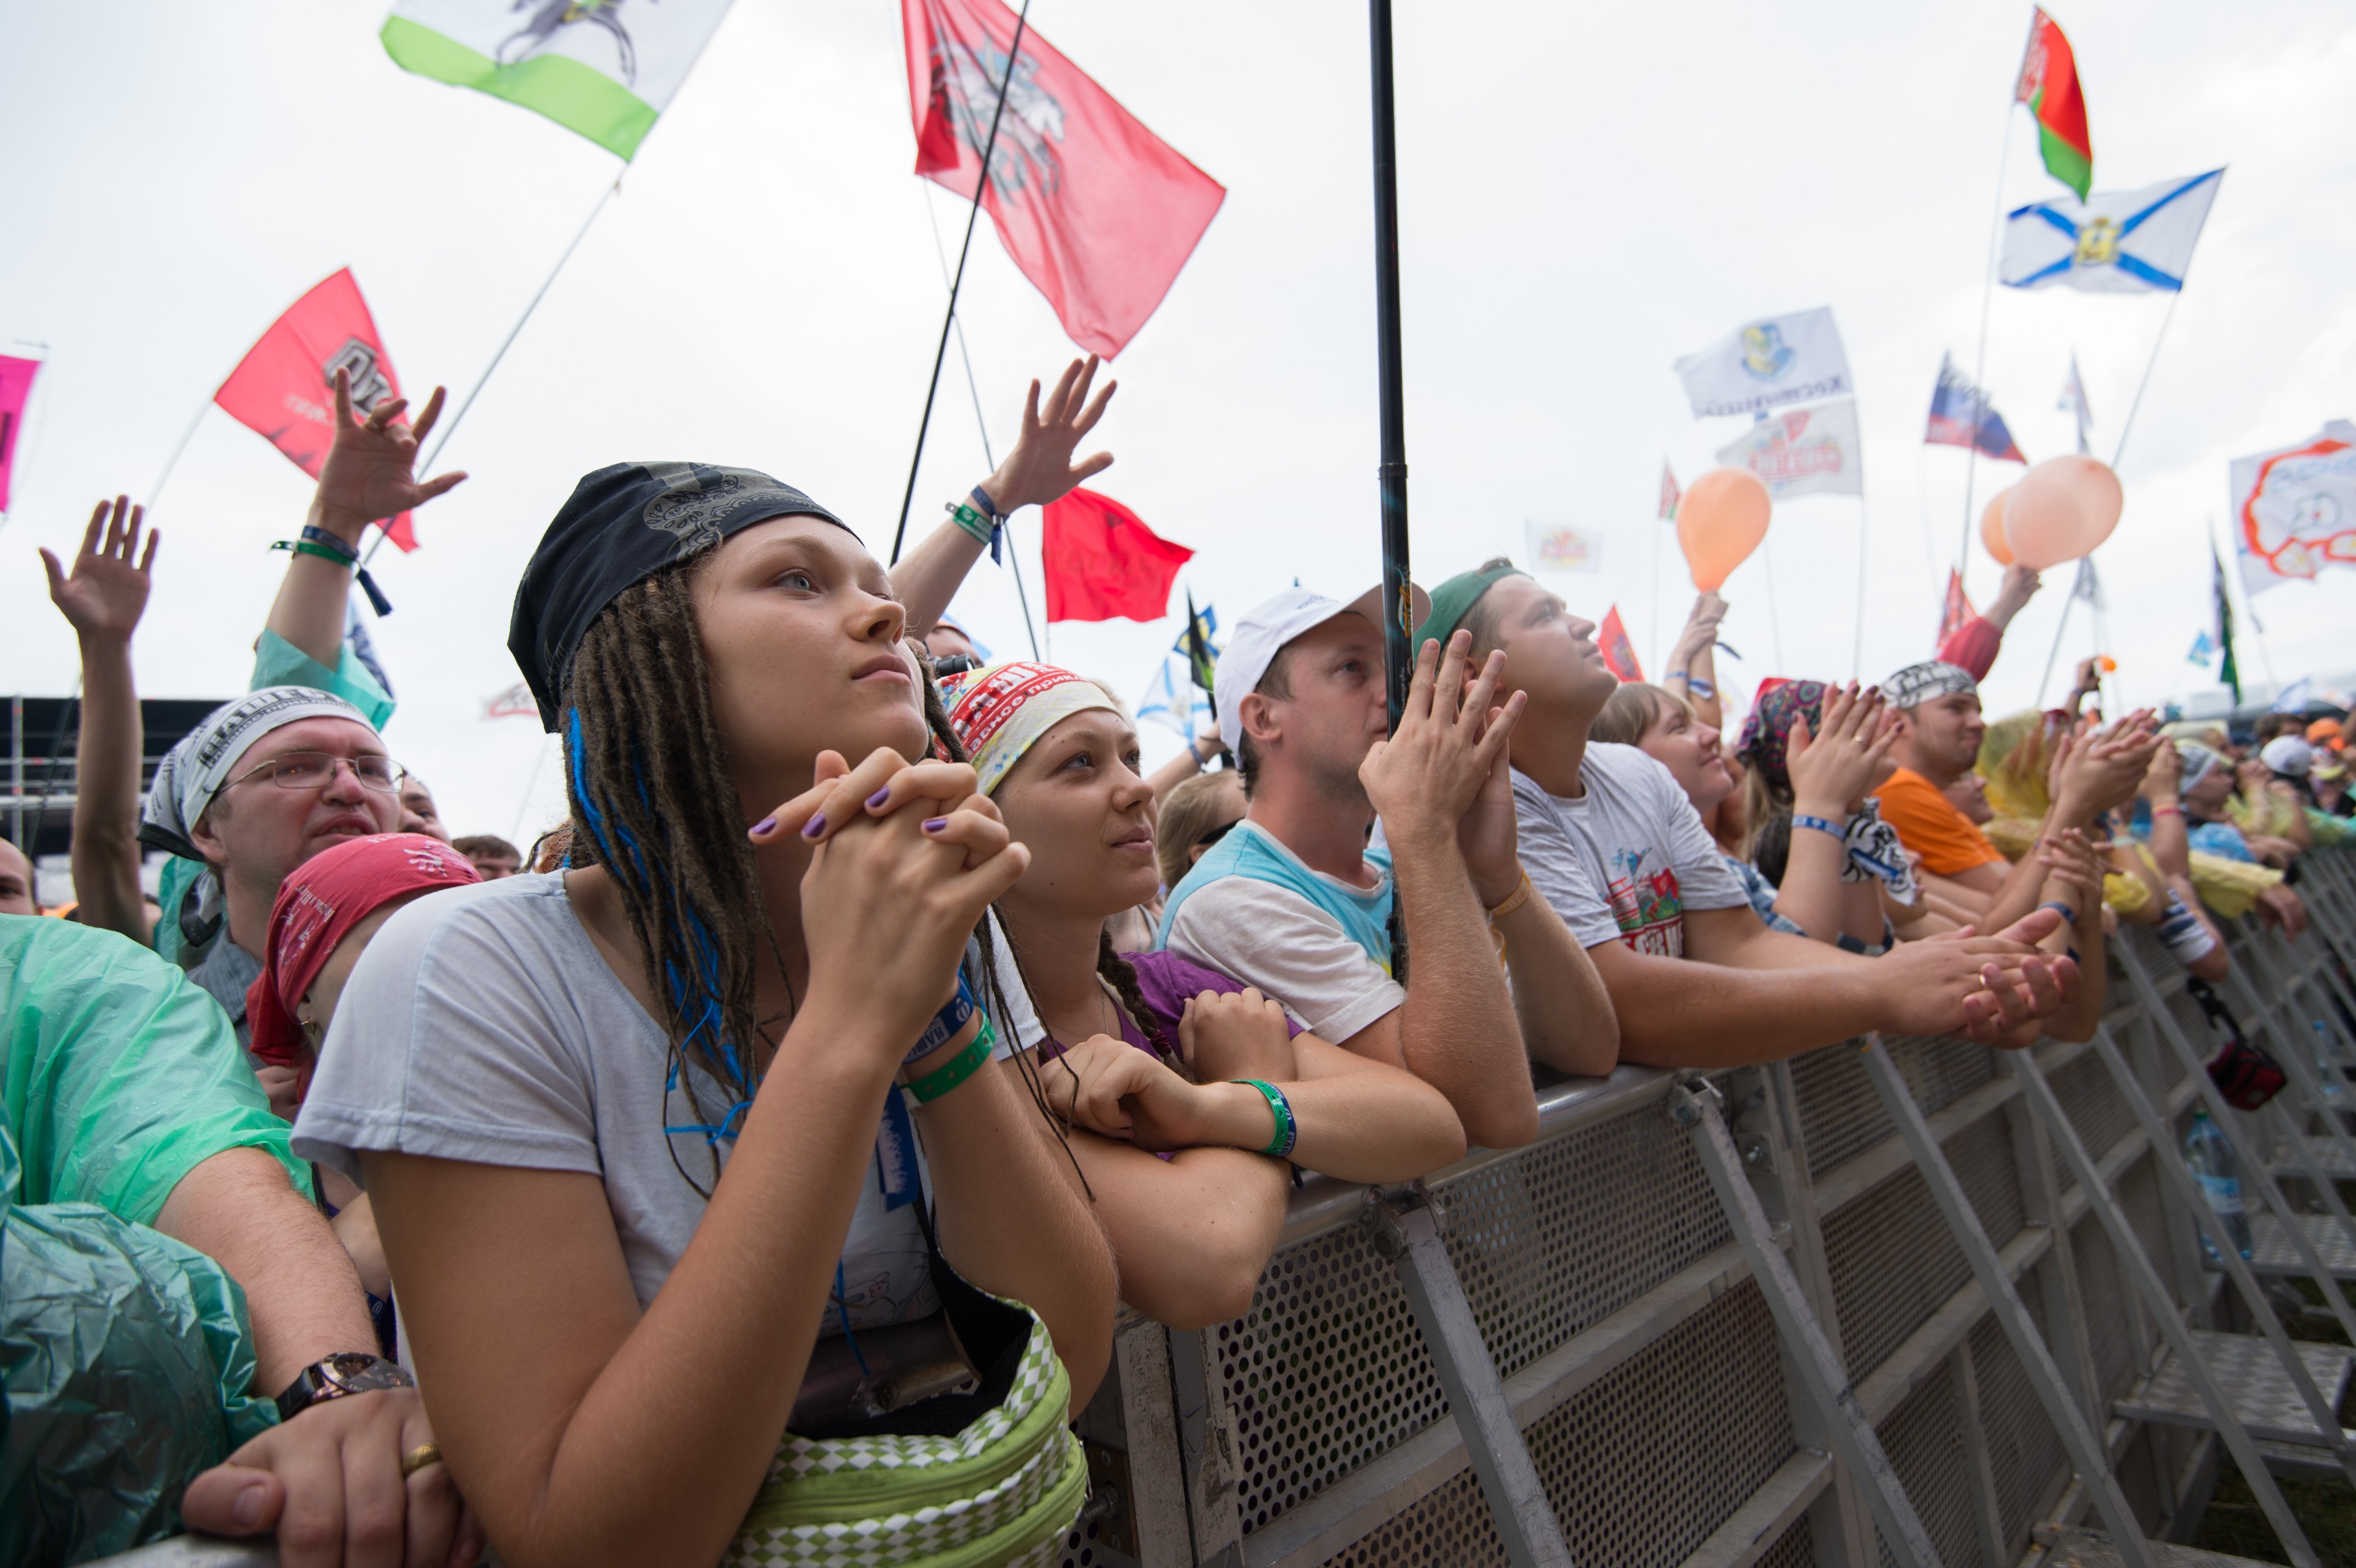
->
[1676, 467, 1772, 592]
[1980, 489, 2015, 565]
[2001, 455, 2123, 569]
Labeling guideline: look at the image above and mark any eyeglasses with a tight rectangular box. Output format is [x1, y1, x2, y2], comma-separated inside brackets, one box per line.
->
[225, 751, 406, 794]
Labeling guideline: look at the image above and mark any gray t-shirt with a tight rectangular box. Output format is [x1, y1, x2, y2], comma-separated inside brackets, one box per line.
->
[292, 872, 984, 1333]
[1512, 744, 1749, 955]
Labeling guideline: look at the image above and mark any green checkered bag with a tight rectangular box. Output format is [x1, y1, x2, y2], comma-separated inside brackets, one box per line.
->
[721, 1303, 1086, 1568]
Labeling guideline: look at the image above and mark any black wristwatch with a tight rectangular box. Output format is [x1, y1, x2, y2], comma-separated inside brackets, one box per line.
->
[275, 1351, 415, 1422]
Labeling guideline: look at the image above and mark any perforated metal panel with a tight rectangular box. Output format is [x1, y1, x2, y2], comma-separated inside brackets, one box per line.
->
[1755, 1516, 1815, 1568]
[1968, 1314, 2066, 1551]
[2047, 1050, 2137, 1170]
[1316, 1464, 1503, 1568]
[2119, 1155, 2168, 1281]
[1872, 1360, 1981, 1568]
[2071, 1215, 2137, 1402]
[1220, 1222, 1445, 1537]
[1822, 1113, 2024, 1382]
[1791, 1035, 1995, 1180]
[1522, 1282, 1796, 1568]
[1431, 1101, 1731, 1381]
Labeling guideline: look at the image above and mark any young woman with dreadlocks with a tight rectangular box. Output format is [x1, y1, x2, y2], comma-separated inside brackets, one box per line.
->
[941, 662, 1466, 1330]
[289, 448, 1118, 1567]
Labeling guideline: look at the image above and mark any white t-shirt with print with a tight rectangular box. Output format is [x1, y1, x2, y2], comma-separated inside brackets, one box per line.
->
[1511, 744, 1749, 955]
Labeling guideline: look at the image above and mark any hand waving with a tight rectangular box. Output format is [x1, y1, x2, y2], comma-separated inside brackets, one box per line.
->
[982, 356, 1117, 514]
[313, 368, 467, 542]
[41, 495, 157, 644]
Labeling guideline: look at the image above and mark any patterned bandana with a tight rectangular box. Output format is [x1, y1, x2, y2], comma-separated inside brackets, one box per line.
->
[1734, 677, 1827, 792]
[1880, 660, 1978, 711]
[940, 662, 1120, 796]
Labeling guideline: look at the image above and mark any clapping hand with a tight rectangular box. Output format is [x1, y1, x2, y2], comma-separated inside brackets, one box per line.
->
[1360, 631, 1525, 893]
[2036, 826, 2106, 916]
[981, 356, 1117, 515]
[313, 368, 467, 543]
[41, 495, 156, 644]
[2053, 711, 2161, 823]
[1783, 684, 1899, 816]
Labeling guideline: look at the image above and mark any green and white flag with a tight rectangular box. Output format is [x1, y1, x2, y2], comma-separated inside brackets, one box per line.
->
[382, 1, 735, 159]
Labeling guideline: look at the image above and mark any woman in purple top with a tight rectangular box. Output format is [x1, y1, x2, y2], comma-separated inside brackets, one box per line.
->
[942, 661, 1466, 1329]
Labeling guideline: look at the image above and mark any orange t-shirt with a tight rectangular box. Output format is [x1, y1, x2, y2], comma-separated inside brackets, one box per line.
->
[1875, 768, 2006, 876]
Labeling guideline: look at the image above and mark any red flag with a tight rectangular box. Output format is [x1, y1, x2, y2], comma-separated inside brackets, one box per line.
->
[1597, 606, 1644, 683]
[1656, 461, 1681, 521]
[0, 354, 39, 514]
[2015, 8, 2092, 200]
[902, 0, 1225, 358]
[1937, 568, 1977, 646]
[212, 269, 417, 551]
[1041, 488, 1193, 623]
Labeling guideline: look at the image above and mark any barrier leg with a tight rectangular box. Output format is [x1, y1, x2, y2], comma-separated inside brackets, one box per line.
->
[1362, 1186, 1576, 1568]
[2004, 1050, 2324, 1568]
[1851, 1041, 2152, 1568]
[1669, 1076, 1948, 1568]
[2073, 1026, 2356, 1490]
[2115, 942, 2356, 1343]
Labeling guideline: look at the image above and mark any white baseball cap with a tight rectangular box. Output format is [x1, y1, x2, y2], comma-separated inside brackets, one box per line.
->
[1214, 581, 1433, 747]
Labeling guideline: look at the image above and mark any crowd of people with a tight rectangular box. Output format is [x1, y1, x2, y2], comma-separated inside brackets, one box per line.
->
[3, 353, 2348, 1568]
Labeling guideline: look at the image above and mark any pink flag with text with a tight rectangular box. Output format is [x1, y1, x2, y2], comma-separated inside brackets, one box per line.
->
[0, 355, 41, 513]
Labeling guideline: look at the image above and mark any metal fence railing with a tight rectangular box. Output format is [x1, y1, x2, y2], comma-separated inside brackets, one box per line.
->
[95, 850, 2356, 1568]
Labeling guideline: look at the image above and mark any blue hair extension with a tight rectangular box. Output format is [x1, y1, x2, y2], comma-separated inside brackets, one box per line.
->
[833, 1262, 873, 1379]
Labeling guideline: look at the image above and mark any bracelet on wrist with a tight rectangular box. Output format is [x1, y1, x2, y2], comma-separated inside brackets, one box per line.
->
[1231, 1078, 1299, 1160]
[2151, 804, 2185, 820]
[903, 1014, 996, 1104]
[2037, 899, 2081, 925]
[1485, 868, 1533, 922]
[907, 976, 978, 1063]
[1792, 812, 1846, 840]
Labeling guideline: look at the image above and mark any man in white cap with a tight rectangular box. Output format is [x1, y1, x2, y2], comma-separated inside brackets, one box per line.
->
[1156, 584, 1618, 1151]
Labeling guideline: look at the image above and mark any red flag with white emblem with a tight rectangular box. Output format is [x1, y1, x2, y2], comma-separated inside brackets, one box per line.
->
[1598, 606, 1645, 683]
[213, 269, 417, 551]
[902, 0, 1225, 358]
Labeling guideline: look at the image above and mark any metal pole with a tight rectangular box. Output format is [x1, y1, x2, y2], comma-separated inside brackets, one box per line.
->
[1854, 1041, 2152, 1568]
[1956, 98, 2015, 572]
[889, 0, 1034, 566]
[1368, 0, 1413, 730]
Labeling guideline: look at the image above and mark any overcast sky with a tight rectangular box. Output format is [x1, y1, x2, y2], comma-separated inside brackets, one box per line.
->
[4, 1, 2353, 845]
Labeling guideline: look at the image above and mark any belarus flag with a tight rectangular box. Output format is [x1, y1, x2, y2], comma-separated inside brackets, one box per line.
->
[2015, 8, 2092, 200]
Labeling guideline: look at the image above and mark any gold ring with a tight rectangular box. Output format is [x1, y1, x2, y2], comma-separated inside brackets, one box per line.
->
[401, 1442, 443, 1479]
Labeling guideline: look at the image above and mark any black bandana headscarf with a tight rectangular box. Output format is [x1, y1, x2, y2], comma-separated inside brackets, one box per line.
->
[507, 462, 854, 730]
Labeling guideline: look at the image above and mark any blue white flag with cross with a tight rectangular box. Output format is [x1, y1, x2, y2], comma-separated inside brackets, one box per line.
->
[2000, 170, 2224, 294]
[1136, 658, 1213, 742]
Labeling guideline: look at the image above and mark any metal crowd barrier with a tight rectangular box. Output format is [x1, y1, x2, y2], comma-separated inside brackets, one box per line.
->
[98, 850, 2356, 1568]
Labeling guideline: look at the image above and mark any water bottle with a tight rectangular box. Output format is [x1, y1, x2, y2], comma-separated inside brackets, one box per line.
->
[2184, 1108, 2254, 1264]
[2316, 1022, 2345, 1101]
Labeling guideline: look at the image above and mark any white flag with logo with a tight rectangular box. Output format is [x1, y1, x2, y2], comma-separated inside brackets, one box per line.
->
[1712, 398, 1863, 500]
[2229, 419, 2356, 596]
[1525, 523, 1601, 574]
[1673, 307, 1852, 418]
[2001, 170, 2222, 294]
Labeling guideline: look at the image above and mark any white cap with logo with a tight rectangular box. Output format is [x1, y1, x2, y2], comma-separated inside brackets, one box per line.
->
[1213, 581, 1433, 746]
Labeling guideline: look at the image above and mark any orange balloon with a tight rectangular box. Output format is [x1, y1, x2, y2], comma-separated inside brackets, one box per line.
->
[1676, 467, 1772, 592]
[2002, 455, 2123, 569]
[1981, 489, 2015, 565]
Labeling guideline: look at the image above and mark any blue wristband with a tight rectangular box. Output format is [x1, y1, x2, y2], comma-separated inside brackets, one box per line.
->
[1793, 812, 1846, 840]
[2038, 900, 2081, 926]
[907, 975, 978, 1064]
[1233, 1079, 1298, 1160]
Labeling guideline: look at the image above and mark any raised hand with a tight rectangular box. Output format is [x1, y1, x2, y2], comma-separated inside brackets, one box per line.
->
[1784, 684, 1897, 816]
[2036, 826, 2106, 913]
[980, 356, 1117, 514]
[2140, 738, 2182, 803]
[1360, 630, 1526, 859]
[41, 495, 157, 644]
[312, 368, 467, 543]
[1670, 592, 1727, 667]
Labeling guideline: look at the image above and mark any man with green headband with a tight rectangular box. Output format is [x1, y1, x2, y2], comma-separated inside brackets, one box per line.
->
[1422, 559, 2085, 1062]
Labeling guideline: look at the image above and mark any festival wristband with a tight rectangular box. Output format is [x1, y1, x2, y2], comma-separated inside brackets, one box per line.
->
[969, 485, 1004, 522]
[1486, 868, 1533, 922]
[1684, 676, 1716, 700]
[904, 1014, 996, 1103]
[2151, 805, 2185, 819]
[1793, 812, 1846, 840]
[1231, 1079, 1299, 1160]
[271, 533, 395, 617]
[907, 975, 978, 1063]
[300, 522, 361, 558]
[2038, 900, 2081, 925]
[947, 501, 994, 545]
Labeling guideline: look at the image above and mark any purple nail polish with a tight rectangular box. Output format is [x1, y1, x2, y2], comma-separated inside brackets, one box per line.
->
[922, 817, 949, 832]
[868, 787, 891, 808]
[802, 813, 827, 840]
[751, 816, 777, 836]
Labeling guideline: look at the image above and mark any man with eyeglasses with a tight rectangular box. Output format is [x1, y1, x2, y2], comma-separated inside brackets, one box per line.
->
[139, 687, 407, 1049]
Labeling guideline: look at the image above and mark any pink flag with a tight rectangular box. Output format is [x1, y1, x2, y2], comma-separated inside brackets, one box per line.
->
[903, 0, 1225, 358]
[212, 269, 417, 551]
[0, 355, 40, 514]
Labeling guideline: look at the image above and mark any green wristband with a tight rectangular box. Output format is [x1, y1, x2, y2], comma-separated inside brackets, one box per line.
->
[905, 1013, 996, 1104]
[1231, 1078, 1298, 1160]
[947, 501, 995, 546]
[271, 539, 357, 569]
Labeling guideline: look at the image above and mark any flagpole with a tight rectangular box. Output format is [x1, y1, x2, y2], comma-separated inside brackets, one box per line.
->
[1957, 104, 2016, 571]
[889, 0, 1035, 566]
[145, 397, 211, 512]
[2105, 288, 2184, 472]
[920, 184, 1043, 660]
[360, 175, 621, 570]
[2034, 592, 2073, 706]
[1368, 0, 1413, 729]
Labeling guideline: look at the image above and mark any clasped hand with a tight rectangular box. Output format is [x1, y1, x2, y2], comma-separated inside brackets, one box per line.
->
[1042, 988, 1296, 1152]
[750, 746, 1029, 1055]
[1360, 631, 1526, 902]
